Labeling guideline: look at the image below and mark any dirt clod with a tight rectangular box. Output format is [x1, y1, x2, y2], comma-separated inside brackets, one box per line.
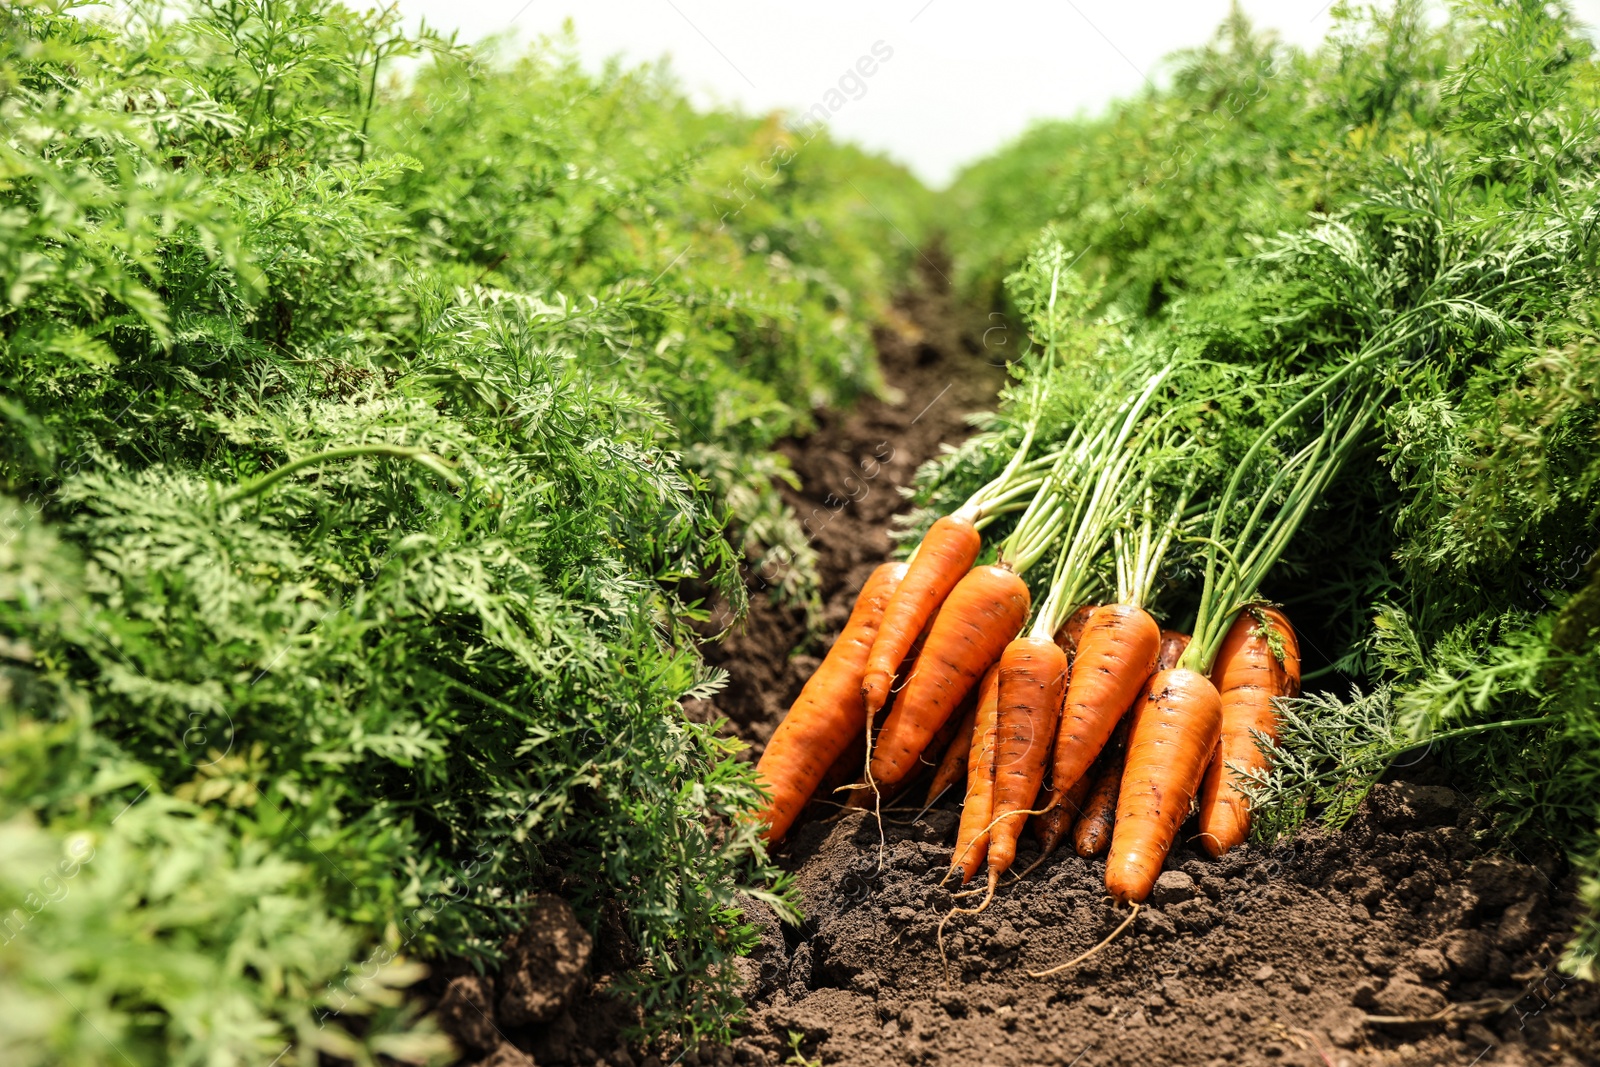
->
[497, 895, 594, 1026]
[480, 1043, 537, 1067]
[1369, 972, 1449, 1018]
[1150, 870, 1197, 905]
[438, 974, 500, 1054]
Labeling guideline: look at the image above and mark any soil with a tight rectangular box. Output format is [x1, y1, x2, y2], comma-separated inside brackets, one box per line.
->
[432, 253, 1599, 1067]
[737, 779, 1598, 1067]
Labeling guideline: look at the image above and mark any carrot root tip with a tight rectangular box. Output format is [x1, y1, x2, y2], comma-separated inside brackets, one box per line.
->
[1026, 902, 1141, 979]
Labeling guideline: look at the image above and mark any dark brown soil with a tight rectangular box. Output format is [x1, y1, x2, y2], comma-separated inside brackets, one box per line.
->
[735, 780, 1598, 1067]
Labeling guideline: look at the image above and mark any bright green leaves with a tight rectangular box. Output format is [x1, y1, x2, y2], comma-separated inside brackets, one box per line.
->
[0, 0, 928, 1056]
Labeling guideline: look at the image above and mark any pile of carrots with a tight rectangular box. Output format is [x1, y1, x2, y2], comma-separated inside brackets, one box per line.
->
[749, 249, 1379, 969]
[753, 519, 1301, 906]
[749, 313, 1371, 942]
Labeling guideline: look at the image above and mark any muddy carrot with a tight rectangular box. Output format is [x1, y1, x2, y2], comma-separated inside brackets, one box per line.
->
[867, 564, 1031, 791]
[950, 664, 1002, 884]
[753, 561, 907, 842]
[1072, 718, 1129, 857]
[1197, 606, 1300, 856]
[859, 514, 981, 719]
[1105, 668, 1223, 902]
[1031, 771, 1094, 858]
[985, 636, 1068, 889]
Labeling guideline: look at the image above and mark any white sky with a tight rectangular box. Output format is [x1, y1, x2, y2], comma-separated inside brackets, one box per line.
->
[382, 1, 1600, 188]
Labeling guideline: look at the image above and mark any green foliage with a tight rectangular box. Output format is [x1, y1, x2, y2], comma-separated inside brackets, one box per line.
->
[933, 0, 1600, 973]
[0, 0, 923, 1057]
[1242, 686, 1409, 841]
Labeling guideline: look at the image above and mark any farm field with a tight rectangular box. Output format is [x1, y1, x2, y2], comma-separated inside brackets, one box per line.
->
[3, 2, 1600, 1066]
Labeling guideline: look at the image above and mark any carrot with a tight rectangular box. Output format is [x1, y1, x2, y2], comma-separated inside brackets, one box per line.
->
[1052, 602, 1098, 658]
[843, 610, 954, 811]
[1049, 603, 1160, 797]
[1030, 771, 1093, 859]
[814, 732, 866, 807]
[1072, 760, 1119, 857]
[1072, 632, 1185, 857]
[860, 514, 981, 719]
[1157, 629, 1191, 671]
[924, 698, 979, 807]
[868, 564, 1030, 791]
[1071, 718, 1129, 857]
[949, 664, 1002, 884]
[1196, 606, 1300, 857]
[917, 696, 969, 787]
[1104, 668, 1222, 903]
[753, 561, 907, 842]
[984, 636, 1067, 890]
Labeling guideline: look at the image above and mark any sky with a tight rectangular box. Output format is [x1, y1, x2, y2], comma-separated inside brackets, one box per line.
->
[377, 1, 1600, 188]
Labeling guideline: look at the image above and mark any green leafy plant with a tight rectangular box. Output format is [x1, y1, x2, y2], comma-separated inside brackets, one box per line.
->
[0, 0, 927, 1058]
[928, 0, 1600, 976]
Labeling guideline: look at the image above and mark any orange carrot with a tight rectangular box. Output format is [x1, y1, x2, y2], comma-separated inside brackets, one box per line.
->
[843, 609, 951, 811]
[918, 697, 968, 784]
[950, 664, 1001, 884]
[860, 515, 981, 718]
[868, 564, 1030, 791]
[1031, 771, 1094, 858]
[925, 698, 979, 807]
[753, 562, 907, 842]
[1049, 603, 1160, 797]
[1105, 668, 1222, 902]
[1157, 629, 1191, 671]
[1072, 629, 1184, 857]
[813, 732, 866, 807]
[1197, 607, 1300, 857]
[1072, 719, 1129, 857]
[985, 636, 1067, 889]
[1052, 603, 1098, 658]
